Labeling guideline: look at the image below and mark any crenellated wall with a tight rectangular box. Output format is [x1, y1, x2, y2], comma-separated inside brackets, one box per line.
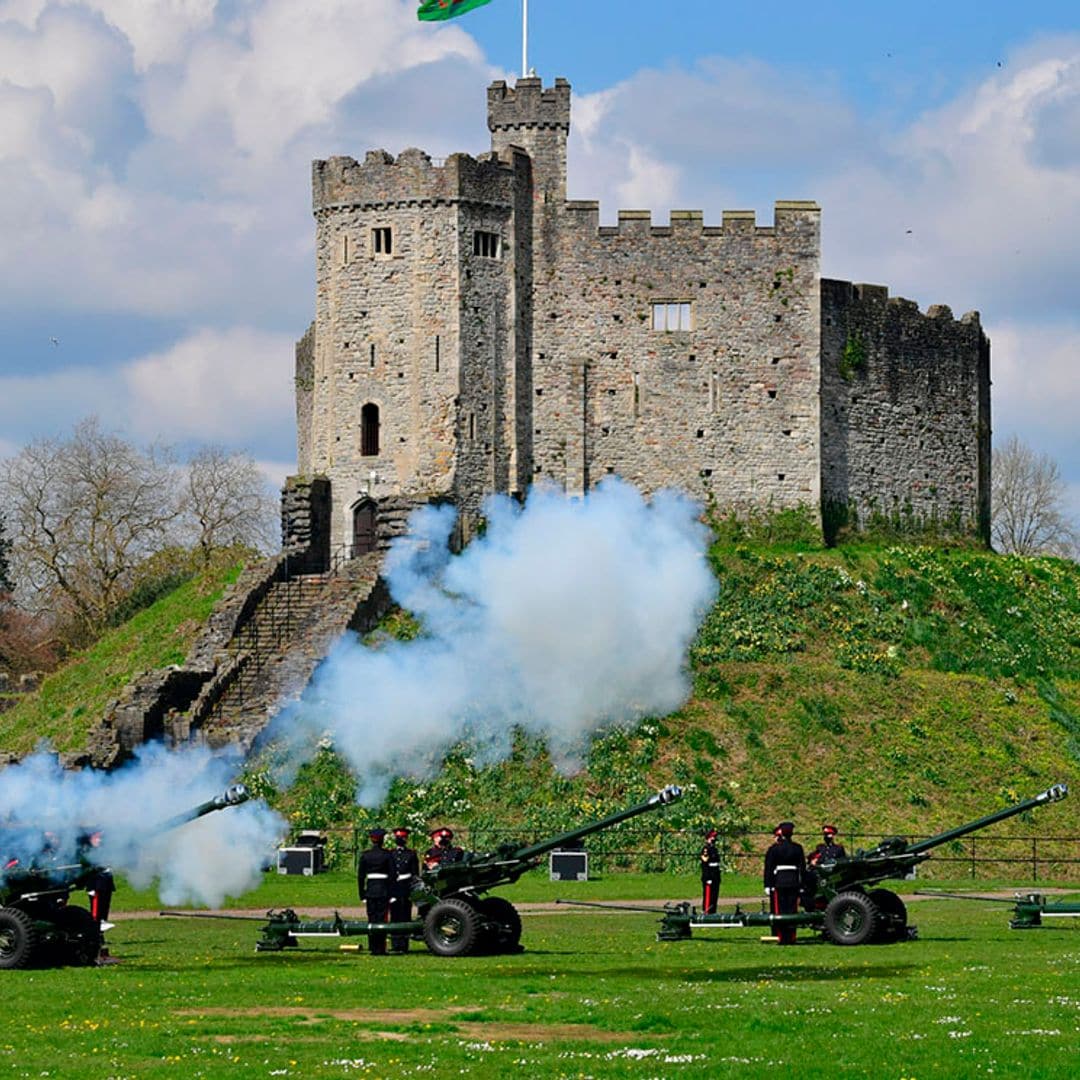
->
[529, 201, 821, 507]
[289, 75, 990, 553]
[821, 280, 990, 540]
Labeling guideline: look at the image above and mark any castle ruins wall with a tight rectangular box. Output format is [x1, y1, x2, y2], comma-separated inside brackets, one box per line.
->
[820, 280, 991, 539]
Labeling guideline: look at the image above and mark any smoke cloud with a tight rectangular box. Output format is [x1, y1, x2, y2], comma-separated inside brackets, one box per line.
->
[270, 480, 717, 804]
[0, 744, 285, 907]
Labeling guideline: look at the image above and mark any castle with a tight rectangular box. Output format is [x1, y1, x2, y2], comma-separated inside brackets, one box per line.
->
[285, 76, 990, 561]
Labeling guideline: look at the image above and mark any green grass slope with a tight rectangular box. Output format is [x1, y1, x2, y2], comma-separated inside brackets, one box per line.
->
[261, 542, 1080, 871]
[0, 558, 244, 754]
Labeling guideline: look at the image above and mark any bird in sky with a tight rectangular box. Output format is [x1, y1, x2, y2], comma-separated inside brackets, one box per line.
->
[49, 337, 60, 347]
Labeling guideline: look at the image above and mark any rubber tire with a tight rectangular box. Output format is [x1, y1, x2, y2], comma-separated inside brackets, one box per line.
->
[824, 891, 879, 946]
[867, 889, 908, 943]
[478, 896, 523, 953]
[53, 906, 103, 966]
[0, 907, 40, 970]
[423, 898, 480, 957]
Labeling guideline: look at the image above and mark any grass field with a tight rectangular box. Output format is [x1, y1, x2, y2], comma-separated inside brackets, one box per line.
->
[9, 884, 1079, 1079]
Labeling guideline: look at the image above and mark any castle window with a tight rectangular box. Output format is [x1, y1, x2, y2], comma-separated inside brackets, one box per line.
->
[341, 235, 351, 265]
[360, 403, 380, 457]
[372, 227, 393, 256]
[651, 302, 692, 332]
[473, 230, 501, 258]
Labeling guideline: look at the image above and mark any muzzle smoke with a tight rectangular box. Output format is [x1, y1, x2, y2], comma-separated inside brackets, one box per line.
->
[269, 480, 717, 804]
[0, 744, 285, 906]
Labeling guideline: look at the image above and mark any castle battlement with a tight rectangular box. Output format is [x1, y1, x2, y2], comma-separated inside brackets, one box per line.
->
[823, 279, 982, 327]
[312, 147, 522, 213]
[562, 202, 820, 240]
[488, 76, 571, 132]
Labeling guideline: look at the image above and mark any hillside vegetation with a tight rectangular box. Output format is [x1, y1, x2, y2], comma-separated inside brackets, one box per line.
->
[2, 535, 1077, 867]
[262, 539, 1080, 870]
[0, 557, 245, 754]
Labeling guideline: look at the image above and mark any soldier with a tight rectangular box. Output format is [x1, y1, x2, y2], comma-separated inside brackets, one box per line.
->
[763, 821, 805, 945]
[700, 828, 722, 914]
[802, 824, 846, 910]
[77, 828, 119, 963]
[388, 827, 419, 954]
[356, 827, 395, 955]
[424, 827, 464, 869]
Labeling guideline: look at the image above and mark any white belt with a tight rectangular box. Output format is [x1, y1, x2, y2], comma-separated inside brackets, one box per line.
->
[706, 862, 720, 867]
[397, 873, 412, 880]
[366, 873, 389, 879]
[775, 865, 798, 871]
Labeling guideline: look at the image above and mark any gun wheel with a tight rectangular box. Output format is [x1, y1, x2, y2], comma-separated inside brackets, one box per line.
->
[824, 891, 879, 946]
[0, 907, 40, 970]
[52, 906, 103, 966]
[478, 896, 523, 953]
[423, 898, 480, 957]
[867, 889, 908, 943]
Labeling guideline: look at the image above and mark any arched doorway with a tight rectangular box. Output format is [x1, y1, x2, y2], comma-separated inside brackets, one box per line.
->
[352, 500, 377, 556]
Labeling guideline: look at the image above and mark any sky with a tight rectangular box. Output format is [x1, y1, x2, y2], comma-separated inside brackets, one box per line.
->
[0, 0, 1077, 521]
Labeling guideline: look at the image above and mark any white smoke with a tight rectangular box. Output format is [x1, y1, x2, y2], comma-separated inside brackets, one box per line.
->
[0, 744, 285, 907]
[272, 480, 717, 804]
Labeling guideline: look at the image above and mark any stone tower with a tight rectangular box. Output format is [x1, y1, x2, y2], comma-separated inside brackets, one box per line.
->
[287, 75, 990, 561]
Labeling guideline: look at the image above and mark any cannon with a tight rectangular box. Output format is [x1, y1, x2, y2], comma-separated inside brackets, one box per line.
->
[914, 889, 1080, 930]
[238, 784, 683, 958]
[560, 783, 1069, 947]
[0, 783, 250, 969]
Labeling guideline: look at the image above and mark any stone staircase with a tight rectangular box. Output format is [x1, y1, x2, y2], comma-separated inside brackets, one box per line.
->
[183, 556, 387, 750]
[89, 551, 391, 767]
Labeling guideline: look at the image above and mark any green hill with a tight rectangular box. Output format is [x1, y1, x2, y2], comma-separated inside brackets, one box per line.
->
[261, 541, 1079, 872]
[0, 556, 245, 754]
[3, 539, 1077, 867]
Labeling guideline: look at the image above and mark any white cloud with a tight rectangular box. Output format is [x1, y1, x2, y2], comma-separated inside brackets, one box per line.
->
[0, 325, 295, 448]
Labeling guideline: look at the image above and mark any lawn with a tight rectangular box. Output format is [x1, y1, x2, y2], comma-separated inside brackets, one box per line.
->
[9, 882, 1078, 1079]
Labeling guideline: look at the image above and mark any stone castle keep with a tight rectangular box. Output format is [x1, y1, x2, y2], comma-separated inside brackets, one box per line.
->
[286, 76, 991, 560]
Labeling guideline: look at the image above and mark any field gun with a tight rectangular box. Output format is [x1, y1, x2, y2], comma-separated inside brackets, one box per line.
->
[0, 783, 250, 970]
[560, 784, 1069, 947]
[914, 889, 1080, 930]
[244, 785, 683, 958]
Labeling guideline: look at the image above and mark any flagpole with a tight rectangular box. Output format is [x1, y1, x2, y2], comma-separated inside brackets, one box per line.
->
[522, 0, 528, 77]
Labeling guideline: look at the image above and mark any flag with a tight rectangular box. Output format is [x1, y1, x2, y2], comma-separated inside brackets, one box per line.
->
[418, 0, 493, 22]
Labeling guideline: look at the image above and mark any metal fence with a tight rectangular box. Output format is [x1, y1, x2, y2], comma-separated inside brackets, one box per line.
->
[327, 826, 1079, 881]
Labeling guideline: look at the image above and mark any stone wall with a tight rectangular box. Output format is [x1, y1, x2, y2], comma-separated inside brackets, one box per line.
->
[293, 74, 989, 544]
[530, 202, 821, 508]
[820, 279, 991, 539]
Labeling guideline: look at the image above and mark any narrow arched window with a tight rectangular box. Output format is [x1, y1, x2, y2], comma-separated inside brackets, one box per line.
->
[361, 403, 380, 457]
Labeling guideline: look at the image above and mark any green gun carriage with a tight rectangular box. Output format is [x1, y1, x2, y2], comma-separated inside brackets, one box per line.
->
[561, 783, 1068, 946]
[0, 783, 250, 969]
[234, 785, 683, 958]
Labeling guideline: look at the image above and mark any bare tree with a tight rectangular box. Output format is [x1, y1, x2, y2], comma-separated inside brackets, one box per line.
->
[0, 512, 11, 594]
[0, 418, 180, 635]
[181, 445, 278, 562]
[992, 434, 1078, 557]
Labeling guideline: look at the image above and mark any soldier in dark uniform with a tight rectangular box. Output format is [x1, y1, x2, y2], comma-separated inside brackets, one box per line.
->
[802, 824, 846, 910]
[423, 827, 464, 869]
[357, 827, 394, 955]
[700, 828, 722, 914]
[763, 821, 805, 945]
[388, 827, 420, 954]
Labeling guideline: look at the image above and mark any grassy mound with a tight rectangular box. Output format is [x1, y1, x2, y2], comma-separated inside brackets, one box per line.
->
[0, 557, 245, 754]
[260, 542, 1079, 869]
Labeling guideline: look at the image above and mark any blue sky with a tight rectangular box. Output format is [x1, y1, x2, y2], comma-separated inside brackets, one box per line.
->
[0, 0, 1078, 523]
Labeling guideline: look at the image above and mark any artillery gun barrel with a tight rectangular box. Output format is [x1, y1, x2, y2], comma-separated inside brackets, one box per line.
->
[147, 783, 251, 837]
[511, 785, 683, 863]
[905, 783, 1067, 855]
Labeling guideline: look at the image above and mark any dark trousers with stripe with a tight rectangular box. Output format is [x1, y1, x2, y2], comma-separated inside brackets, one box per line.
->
[771, 887, 799, 944]
[365, 897, 390, 954]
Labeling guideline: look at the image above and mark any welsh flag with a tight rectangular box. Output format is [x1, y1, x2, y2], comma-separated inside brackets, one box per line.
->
[418, 0, 493, 21]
